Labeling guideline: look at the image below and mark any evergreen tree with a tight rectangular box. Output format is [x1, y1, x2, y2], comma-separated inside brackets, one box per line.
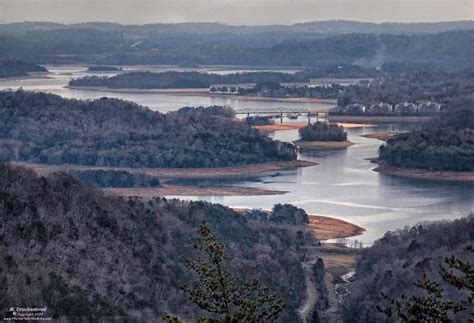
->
[165, 223, 285, 322]
[377, 246, 473, 322]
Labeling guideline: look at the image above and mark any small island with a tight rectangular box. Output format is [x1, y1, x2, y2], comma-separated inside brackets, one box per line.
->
[294, 122, 353, 150]
[87, 65, 123, 72]
[0, 59, 48, 78]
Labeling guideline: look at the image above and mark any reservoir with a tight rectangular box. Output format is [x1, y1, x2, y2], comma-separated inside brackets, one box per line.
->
[1, 65, 473, 244]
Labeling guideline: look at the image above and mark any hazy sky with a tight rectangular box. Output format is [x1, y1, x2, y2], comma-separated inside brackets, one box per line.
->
[0, 0, 473, 25]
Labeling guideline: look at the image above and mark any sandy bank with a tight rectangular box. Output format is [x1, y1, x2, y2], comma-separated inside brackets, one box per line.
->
[254, 124, 307, 132]
[107, 184, 288, 197]
[255, 122, 374, 133]
[360, 131, 404, 141]
[308, 215, 365, 240]
[234, 208, 365, 241]
[373, 163, 474, 183]
[329, 115, 433, 123]
[293, 139, 353, 150]
[336, 122, 376, 128]
[14, 159, 316, 179]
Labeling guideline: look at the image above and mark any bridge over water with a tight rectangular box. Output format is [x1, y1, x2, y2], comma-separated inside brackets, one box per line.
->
[234, 107, 328, 124]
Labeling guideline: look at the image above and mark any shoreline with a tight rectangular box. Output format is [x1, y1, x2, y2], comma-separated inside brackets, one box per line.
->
[373, 163, 474, 183]
[329, 115, 433, 123]
[255, 124, 307, 132]
[360, 131, 404, 141]
[254, 122, 374, 133]
[0, 73, 51, 82]
[15, 159, 316, 179]
[107, 184, 289, 197]
[233, 208, 365, 240]
[65, 85, 336, 104]
[308, 215, 365, 240]
[294, 139, 353, 150]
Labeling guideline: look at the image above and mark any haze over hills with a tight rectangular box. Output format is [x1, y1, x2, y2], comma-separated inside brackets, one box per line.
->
[1, 20, 473, 69]
[1, 20, 474, 34]
[1, 2, 474, 319]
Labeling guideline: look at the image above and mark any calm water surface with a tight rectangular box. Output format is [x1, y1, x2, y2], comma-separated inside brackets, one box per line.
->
[0, 65, 321, 112]
[188, 124, 474, 244]
[1, 66, 473, 244]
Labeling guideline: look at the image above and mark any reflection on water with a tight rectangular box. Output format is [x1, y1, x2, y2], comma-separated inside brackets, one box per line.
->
[1, 66, 473, 244]
[175, 124, 474, 244]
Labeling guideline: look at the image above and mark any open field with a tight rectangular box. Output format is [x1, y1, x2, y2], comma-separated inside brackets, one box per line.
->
[294, 139, 353, 150]
[373, 163, 474, 183]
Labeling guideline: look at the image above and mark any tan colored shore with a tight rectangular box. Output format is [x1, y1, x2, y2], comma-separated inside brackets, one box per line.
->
[336, 122, 376, 128]
[255, 122, 375, 133]
[329, 115, 433, 123]
[15, 159, 316, 180]
[294, 139, 353, 150]
[309, 215, 365, 240]
[254, 124, 307, 132]
[234, 208, 365, 241]
[107, 184, 288, 197]
[373, 163, 474, 183]
[360, 131, 404, 141]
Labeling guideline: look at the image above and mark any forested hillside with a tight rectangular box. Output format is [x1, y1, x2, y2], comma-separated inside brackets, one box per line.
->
[0, 91, 297, 168]
[1, 21, 473, 68]
[337, 69, 474, 110]
[0, 59, 47, 78]
[68, 66, 381, 89]
[343, 215, 474, 322]
[68, 71, 303, 89]
[378, 109, 474, 171]
[0, 164, 315, 321]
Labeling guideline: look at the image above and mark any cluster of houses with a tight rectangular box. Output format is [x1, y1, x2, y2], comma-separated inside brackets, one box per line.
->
[341, 101, 442, 114]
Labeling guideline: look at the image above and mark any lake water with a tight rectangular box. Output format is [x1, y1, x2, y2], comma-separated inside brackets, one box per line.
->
[0, 65, 322, 112]
[1, 65, 473, 245]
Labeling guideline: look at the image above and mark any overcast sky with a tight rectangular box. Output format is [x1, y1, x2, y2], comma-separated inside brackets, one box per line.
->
[0, 0, 472, 25]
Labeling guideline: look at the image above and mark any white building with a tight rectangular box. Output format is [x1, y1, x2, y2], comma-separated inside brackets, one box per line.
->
[394, 102, 417, 114]
[345, 103, 366, 114]
[418, 101, 441, 113]
[369, 102, 393, 114]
